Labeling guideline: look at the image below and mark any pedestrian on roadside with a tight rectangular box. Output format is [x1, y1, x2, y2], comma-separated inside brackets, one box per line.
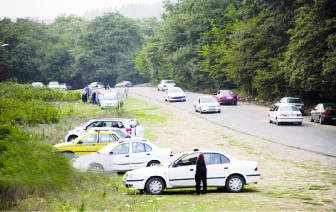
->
[81, 89, 87, 103]
[92, 91, 97, 104]
[194, 149, 207, 195]
[84, 86, 89, 103]
[124, 85, 129, 100]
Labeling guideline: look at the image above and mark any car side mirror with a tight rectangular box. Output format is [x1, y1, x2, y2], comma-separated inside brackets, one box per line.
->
[109, 151, 114, 155]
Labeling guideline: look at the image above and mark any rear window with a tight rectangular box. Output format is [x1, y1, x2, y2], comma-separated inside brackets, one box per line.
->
[163, 80, 174, 84]
[287, 98, 302, 104]
[279, 106, 299, 111]
[220, 91, 234, 95]
[129, 120, 140, 128]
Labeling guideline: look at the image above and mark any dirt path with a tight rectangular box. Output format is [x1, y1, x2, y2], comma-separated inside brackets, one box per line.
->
[129, 90, 336, 211]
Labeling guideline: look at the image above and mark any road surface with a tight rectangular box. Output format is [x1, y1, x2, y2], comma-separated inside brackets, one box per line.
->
[129, 86, 336, 157]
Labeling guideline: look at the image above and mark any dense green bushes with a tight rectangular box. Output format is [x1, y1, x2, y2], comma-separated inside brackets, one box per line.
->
[0, 82, 78, 208]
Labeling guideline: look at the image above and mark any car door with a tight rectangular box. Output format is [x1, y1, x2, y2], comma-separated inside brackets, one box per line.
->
[106, 143, 130, 171]
[203, 153, 230, 186]
[75, 133, 98, 155]
[129, 142, 149, 170]
[168, 153, 199, 187]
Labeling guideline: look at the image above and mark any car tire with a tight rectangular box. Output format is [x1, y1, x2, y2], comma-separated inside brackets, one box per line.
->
[194, 106, 198, 112]
[234, 102, 237, 105]
[226, 175, 244, 193]
[67, 135, 78, 142]
[218, 110, 221, 113]
[269, 119, 272, 123]
[298, 122, 302, 126]
[88, 163, 104, 173]
[146, 178, 165, 195]
[310, 116, 314, 122]
[147, 161, 160, 167]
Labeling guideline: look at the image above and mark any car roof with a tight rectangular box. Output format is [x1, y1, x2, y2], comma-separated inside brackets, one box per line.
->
[89, 118, 135, 121]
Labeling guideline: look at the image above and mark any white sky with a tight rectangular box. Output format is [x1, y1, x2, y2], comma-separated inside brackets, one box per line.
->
[0, 0, 162, 19]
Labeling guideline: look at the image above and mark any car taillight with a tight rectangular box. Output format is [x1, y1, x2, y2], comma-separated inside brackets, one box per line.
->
[297, 114, 302, 117]
[163, 85, 166, 87]
[301, 105, 304, 109]
[280, 114, 288, 117]
[170, 151, 173, 157]
[324, 110, 328, 115]
[254, 167, 258, 171]
[126, 128, 132, 135]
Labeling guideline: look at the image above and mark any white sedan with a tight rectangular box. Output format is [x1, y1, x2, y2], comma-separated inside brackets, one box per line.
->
[164, 87, 186, 102]
[72, 138, 173, 172]
[123, 150, 260, 195]
[269, 104, 303, 125]
[194, 96, 221, 113]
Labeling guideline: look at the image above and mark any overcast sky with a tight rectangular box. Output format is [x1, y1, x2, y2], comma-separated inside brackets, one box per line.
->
[0, 0, 163, 19]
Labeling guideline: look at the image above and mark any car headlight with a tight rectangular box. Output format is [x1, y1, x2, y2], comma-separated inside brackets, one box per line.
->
[125, 174, 138, 180]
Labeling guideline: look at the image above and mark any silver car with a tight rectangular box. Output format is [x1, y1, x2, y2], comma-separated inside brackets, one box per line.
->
[194, 96, 221, 113]
[164, 87, 186, 102]
[279, 97, 305, 114]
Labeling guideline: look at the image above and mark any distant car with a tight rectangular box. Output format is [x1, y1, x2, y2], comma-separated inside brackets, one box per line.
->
[215, 90, 237, 105]
[194, 96, 221, 113]
[164, 87, 186, 102]
[89, 82, 105, 89]
[54, 130, 121, 157]
[100, 91, 123, 109]
[269, 104, 303, 125]
[310, 103, 336, 124]
[64, 118, 144, 142]
[279, 97, 305, 114]
[48, 81, 60, 89]
[115, 81, 133, 88]
[157, 80, 176, 91]
[72, 138, 173, 172]
[32, 82, 44, 87]
[123, 150, 260, 194]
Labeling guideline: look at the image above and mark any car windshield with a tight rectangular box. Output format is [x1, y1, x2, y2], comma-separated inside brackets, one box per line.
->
[324, 103, 336, 110]
[163, 80, 174, 84]
[220, 91, 234, 95]
[279, 106, 299, 111]
[200, 97, 217, 103]
[162, 152, 187, 166]
[288, 98, 302, 103]
[168, 88, 183, 93]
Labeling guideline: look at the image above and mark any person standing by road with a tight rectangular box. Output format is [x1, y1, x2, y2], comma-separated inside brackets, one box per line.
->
[92, 91, 97, 104]
[195, 149, 207, 195]
[124, 85, 129, 100]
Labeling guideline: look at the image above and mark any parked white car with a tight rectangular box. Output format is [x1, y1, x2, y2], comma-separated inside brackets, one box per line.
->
[72, 138, 173, 172]
[48, 81, 60, 89]
[100, 91, 123, 109]
[164, 87, 186, 102]
[279, 97, 305, 114]
[32, 82, 44, 87]
[194, 96, 221, 113]
[64, 118, 144, 142]
[269, 103, 303, 125]
[157, 80, 176, 91]
[123, 150, 260, 194]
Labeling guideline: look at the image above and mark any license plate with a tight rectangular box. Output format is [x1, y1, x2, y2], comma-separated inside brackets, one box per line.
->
[332, 118, 336, 120]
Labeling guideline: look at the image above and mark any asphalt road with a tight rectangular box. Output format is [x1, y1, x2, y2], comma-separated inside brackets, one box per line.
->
[129, 86, 336, 157]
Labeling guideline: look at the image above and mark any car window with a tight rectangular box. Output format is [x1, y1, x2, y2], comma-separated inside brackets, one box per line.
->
[87, 121, 104, 129]
[274, 106, 279, 111]
[111, 143, 129, 154]
[111, 121, 124, 128]
[288, 98, 302, 103]
[129, 120, 138, 128]
[132, 142, 145, 153]
[144, 144, 152, 152]
[203, 153, 221, 165]
[279, 106, 299, 111]
[79, 134, 97, 144]
[175, 153, 199, 167]
[220, 91, 233, 95]
[220, 154, 230, 163]
[100, 134, 117, 143]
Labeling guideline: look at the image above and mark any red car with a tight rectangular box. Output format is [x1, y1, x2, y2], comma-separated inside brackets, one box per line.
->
[215, 90, 237, 105]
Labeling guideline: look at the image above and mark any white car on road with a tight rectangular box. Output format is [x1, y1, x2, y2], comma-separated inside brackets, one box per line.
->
[65, 118, 144, 142]
[164, 87, 186, 102]
[100, 91, 123, 109]
[269, 104, 303, 125]
[72, 138, 173, 172]
[157, 80, 176, 91]
[194, 96, 221, 113]
[123, 150, 260, 194]
[48, 81, 60, 89]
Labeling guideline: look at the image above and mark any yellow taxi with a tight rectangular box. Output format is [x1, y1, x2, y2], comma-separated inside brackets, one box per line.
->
[54, 130, 121, 156]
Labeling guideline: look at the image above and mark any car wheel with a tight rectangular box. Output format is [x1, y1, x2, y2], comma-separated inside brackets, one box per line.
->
[226, 175, 244, 193]
[147, 161, 160, 167]
[67, 135, 78, 142]
[234, 102, 237, 105]
[88, 163, 104, 173]
[194, 106, 198, 112]
[269, 119, 272, 123]
[298, 122, 302, 126]
[319, 116, 325, 125]
[165, 98, 167, 102]
[146, 178, 164, 195]
[310, 115, 314, 122]
[218, 110, 221, 113]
